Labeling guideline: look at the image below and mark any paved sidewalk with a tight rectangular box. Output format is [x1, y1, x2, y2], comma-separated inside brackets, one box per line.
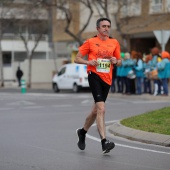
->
[108, 92, 170, 101]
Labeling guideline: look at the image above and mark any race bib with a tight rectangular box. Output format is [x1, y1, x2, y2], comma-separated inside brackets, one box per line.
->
[96, 58, 111, 73]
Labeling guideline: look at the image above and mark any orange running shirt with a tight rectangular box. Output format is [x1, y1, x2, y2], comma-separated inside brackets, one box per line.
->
[79, 35, 121, 85]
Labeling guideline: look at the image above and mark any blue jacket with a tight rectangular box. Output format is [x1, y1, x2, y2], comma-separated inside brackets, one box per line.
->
[134, 59, 144, 78]
[121, 59, 135, 77]
[157, 59, 170, 79]
[150, 55, 158, 70]
[116, 65, 123, 77]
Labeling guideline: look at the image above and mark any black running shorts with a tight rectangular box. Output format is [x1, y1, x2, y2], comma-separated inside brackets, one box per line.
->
[88, 71, 110, 103]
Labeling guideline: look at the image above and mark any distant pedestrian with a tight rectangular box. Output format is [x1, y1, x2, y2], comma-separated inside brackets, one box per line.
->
[16, 66, 23, 87]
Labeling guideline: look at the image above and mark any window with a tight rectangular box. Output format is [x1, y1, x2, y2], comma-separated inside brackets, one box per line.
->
[149, 0, 164, 14]
[56, 2, 69, 20]
[58, 67, 66, 76]
[149, 0, 170, 14]
[3, 52, 11, 66]
[165, 0, 170, 12]
[93, 0, 117, 16]
[128, 0, 141, 16]
[120, 0, 141, 18]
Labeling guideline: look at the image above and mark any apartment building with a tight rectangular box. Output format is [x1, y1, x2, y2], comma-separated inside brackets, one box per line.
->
[52, 0, 170, 64]
[1, 0, 170, 85]
[120, 0, 170, 54]
[0, 0, 52, 83]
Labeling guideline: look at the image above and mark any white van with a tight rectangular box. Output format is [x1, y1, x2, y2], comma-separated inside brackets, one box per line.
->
[52, 63, 89, 92]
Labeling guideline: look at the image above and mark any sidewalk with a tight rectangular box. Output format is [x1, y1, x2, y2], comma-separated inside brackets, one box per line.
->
[108, 91, 170, 101]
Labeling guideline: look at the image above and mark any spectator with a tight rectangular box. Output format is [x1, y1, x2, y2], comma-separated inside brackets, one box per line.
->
[143, 54, 152, 94]
[116, 52, 125, 93]
[130, 51, 137, 94]
[134, 52, 144, 95]
[16, 66, 23, 87]
[150, 47, 162, 96]
[157, 51, 170, 96]
[122, 52, 135, 94]
[111, 65, 117, 93]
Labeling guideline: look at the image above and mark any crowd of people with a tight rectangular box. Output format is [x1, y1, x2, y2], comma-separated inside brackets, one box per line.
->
[111, 47, 170, 96]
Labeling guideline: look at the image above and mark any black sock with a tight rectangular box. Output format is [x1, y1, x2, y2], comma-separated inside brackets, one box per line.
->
[80, 128, 87, 135]
[101, 138, 106, 145]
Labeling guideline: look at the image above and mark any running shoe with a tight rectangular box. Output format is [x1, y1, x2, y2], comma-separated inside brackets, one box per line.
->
[102, 140, 115, 154]
[76, 129, 86, 150]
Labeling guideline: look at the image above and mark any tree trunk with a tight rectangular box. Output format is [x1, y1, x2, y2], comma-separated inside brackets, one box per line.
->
[27, 51, 32, 88]
[0, 40, 4, 87]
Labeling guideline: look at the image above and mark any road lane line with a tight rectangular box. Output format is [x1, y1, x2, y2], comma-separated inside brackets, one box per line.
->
[0, 107, 13, 111]
[86, 134, 170, 155]
[52, 104, 72, 107]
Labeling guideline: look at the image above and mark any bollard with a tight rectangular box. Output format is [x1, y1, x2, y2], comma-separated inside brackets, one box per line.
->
[21, 79, 26, 94]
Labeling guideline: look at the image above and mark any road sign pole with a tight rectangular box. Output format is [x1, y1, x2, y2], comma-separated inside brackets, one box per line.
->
[161, 30, 165, 51]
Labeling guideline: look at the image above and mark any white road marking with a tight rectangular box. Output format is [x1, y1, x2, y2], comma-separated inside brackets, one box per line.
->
[7, 100, 35, 106]
[23, 106, 43, 109]
[52, 104, 72, 107]
[132, 100, 169, 104]
[86, 134, 170, 155]
[0, 107, 13, 111]
[81, 99, 90, 104]
[88, 120, 170, 155]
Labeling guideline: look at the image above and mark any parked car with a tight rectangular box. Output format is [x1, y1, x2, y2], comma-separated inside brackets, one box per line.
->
[52, 63, 89, 92]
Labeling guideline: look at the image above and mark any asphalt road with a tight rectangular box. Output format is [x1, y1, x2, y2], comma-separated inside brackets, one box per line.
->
[0, 91, 170, 170]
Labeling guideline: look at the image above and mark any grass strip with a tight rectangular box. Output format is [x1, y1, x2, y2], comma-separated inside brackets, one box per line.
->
[120, 107, 170, 135]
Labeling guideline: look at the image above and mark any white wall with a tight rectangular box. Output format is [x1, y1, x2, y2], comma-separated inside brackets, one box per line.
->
[13, 58, 69, 83]
[2, 39, 49, 52]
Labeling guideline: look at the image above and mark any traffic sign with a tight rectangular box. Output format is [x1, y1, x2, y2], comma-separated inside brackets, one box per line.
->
[153, 30, 170, 51]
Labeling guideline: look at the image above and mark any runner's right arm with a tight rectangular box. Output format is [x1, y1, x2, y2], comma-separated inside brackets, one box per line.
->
[74, 51, 98, 66]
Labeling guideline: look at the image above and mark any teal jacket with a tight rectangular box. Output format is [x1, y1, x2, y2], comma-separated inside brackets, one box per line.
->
[121, 59, 135, 77]
[157, 59, 170, 79]
[116, 65, 123, 77]
[150, 55, 158, 69]
[134, 59, 144, 78]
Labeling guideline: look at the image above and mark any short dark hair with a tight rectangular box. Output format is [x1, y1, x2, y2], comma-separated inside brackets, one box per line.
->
[96, 18, 111, 27]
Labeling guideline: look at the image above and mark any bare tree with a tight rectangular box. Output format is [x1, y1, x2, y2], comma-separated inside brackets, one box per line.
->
[44, 0, 93, 46]
[92, 0, 130, 50]
[92, 0, 169, 51]
[16, 1, 48, 88]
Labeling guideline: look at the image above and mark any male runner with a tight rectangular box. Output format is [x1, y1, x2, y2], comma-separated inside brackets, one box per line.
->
[74, 17, 121, 154]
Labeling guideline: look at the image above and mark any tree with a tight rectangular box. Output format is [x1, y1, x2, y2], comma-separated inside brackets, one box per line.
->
[92, 0, 131, 51]
[44, 0, 94, 46]
[15, 1, 48, 88]
[92, 0, 169, 52]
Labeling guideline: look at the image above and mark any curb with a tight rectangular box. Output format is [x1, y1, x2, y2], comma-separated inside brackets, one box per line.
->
[108, 121, 170, 147]
[108, 92, 170, 101]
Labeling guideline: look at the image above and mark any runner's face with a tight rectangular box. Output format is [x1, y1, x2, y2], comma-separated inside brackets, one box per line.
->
[97, 20, 111, 36]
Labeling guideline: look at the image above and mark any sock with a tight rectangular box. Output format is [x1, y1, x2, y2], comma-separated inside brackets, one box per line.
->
[101, 138, 106, 145]
[80, 128, 87, 136]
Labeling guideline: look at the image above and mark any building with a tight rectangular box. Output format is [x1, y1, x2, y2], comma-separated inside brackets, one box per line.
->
[1, 0, 170, 86]
[0, 0, 51, 84]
